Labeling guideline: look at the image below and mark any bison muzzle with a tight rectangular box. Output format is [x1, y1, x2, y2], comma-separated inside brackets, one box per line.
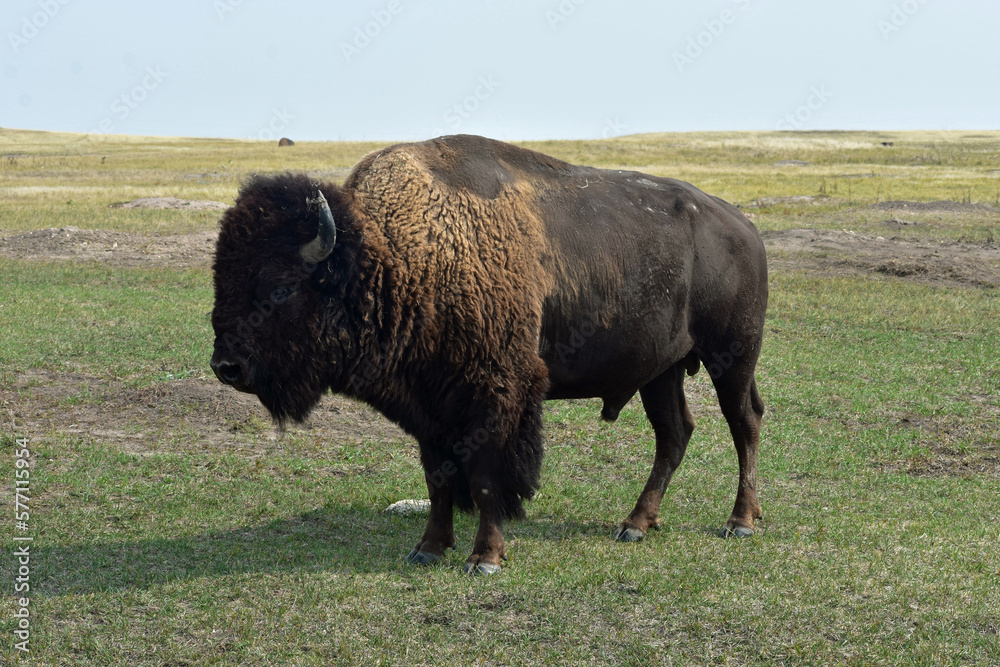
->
[210, 134, 768, 574]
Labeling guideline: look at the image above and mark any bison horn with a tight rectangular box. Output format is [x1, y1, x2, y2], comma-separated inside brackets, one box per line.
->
[301, 190, 337, 263]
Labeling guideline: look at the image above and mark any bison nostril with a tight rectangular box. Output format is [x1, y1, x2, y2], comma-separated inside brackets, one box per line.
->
[212, 360, 243, 385]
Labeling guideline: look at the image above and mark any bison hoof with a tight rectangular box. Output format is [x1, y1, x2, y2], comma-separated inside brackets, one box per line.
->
[720, 525, 755, 539]
[406, 549, 442, 565]
[463, 561, 502, 575]
[612, 525, 646, 543]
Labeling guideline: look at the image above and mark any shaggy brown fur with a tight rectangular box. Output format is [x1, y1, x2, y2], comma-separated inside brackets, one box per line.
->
[211, 134, 769, 573]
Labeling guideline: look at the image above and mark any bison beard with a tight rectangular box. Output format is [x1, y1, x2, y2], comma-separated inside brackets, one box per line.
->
[210, 135, 769, 575]
[246, 356, 325, 428]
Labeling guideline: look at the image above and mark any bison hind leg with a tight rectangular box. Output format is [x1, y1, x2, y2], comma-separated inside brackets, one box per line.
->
[710, 355, 765, 539]
[614, 363, 694, 542]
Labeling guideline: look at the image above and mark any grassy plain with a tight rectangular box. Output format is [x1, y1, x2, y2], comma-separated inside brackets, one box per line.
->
[0, 128, 998, 665]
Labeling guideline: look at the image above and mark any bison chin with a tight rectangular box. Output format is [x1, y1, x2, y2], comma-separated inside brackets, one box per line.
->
[248, 363, 327, 429]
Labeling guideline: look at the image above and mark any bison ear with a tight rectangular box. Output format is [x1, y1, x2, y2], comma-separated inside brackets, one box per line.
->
[301, 190, 337, 264]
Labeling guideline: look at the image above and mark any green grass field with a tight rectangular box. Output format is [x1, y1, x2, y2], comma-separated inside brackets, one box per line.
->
[1, 128, 998, 665]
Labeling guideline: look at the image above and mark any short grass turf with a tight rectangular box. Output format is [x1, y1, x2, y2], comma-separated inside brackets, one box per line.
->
[1, 128, 999, 665]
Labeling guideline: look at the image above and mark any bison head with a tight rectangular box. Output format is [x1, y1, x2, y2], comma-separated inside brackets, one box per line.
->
[210, 173, 354, 425]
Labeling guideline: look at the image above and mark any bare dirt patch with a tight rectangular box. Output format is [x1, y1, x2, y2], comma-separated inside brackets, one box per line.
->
[110, 197, 229, 210]
[762, 229, 1000, 288]
[882, 410, 1000, 479]
[6, 223, 999, 288]
[744, 195, 831, 208]
[869, 200, 998, 214]
[0, 226, 218, 268]
[1, 369, 411, 457]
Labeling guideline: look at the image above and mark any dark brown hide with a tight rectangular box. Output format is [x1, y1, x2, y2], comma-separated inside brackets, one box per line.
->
[210, 134, 768, 573]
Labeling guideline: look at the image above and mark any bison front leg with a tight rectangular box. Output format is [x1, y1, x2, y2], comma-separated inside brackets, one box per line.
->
[406, 475, 456, 565]
[463, 481, 507, 575]
[461, 367, 547, 574]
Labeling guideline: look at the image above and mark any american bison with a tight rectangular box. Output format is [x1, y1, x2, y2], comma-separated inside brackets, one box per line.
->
[210, 134, 768, 574]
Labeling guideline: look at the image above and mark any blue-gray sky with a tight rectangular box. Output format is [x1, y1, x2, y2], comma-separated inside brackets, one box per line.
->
[3, 0, 998, 141]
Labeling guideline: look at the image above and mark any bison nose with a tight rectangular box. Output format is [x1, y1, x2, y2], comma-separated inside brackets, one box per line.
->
[213, 360, 243, 385]
[210, 350, 246, 386]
